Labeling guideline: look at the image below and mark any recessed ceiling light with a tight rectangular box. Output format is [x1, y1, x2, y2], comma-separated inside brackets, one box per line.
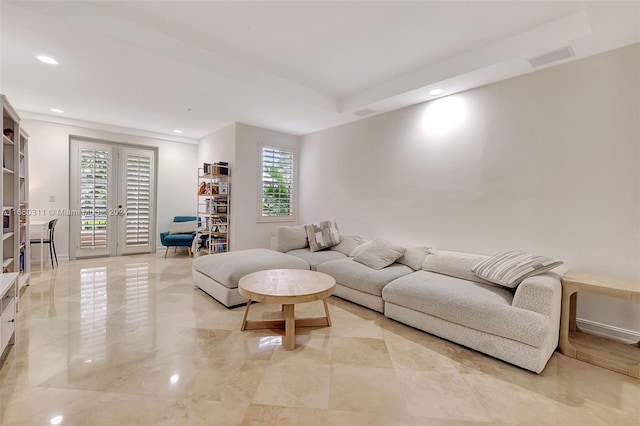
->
[37, 55, 59, 65]
[173, 129, 183, 134]
[51, 108, 64, 113]
[428, 89, 445, 96]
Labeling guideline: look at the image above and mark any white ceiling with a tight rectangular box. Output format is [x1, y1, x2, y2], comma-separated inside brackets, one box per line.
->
[1, 1, 638, 141]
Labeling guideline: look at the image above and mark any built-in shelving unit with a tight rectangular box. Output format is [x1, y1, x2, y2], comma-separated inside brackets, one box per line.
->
[0, 272, 18, 360]
[1, 95, 29, 292]
[196, 162, 230, 255]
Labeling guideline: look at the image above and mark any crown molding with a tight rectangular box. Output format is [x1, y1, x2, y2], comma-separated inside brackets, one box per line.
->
[17, 111, 200, 145]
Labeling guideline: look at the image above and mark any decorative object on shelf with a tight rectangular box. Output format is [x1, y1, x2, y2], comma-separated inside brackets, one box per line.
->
[214, 161, 229, 175]
[3, 128, 13, 141]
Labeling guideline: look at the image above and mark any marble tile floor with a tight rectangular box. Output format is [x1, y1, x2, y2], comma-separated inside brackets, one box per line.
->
[0, 253, 638, 425]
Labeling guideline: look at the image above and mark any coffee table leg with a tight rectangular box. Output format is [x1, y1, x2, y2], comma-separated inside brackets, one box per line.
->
[323, 298, 332, 326]
[241, 299, 252, 331]
[283, 303, 295, 350]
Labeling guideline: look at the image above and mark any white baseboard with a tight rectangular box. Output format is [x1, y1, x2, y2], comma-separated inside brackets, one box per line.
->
[576, 318, 640, 344]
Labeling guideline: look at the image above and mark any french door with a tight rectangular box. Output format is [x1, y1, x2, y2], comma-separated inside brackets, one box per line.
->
[70, 139, 156, 260]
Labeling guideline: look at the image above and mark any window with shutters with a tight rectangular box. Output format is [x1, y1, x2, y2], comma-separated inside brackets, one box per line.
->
[259, 144, 296, 222]
[125, 153, 151, 247]
[80, 148, 109, 249]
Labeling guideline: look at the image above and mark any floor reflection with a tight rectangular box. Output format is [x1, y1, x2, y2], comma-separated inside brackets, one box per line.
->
[125, 263, 150, 326]
[77, 266, 108, 364]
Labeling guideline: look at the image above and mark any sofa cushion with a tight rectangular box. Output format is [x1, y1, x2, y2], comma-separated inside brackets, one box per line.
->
[192, 248, 309, 289]
[169, 220, 197, 234]
[422, 249, 495, 285]
[317, 257, 412, 297]
[352, 238, 406, 270]
[286, 248, 347, 271]
[472, 250, 564, 288]
[163, 233, 195, 243]
[330, 234, 365, 256]
[397, 244, 431, 271]
[275, 225, 308, 252]
[305, 219, 341, 252]
[382, 271, 548, 348]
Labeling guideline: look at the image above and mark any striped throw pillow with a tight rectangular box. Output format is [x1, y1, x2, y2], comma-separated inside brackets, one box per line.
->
[472, 250, 563, 288]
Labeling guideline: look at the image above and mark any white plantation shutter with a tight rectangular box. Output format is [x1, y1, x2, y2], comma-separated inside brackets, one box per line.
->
[80, 148, 109, 249]
[125, 153, 151, 247]
[260, 145, 295, 220]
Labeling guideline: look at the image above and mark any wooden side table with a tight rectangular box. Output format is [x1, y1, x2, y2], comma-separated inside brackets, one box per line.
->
[560, 271, 640, 378]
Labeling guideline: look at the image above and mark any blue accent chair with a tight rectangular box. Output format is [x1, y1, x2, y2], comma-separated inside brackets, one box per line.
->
[160, 216, 198, 258]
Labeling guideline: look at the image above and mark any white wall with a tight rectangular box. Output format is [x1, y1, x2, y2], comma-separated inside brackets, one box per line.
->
[299, 44, 640, 334]
[25, 119, 198, 258]
[198, 123, 236, 167]
[233, 123, 300, 250]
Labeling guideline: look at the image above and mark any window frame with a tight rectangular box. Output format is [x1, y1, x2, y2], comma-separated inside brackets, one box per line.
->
[257, 143, 297, 223]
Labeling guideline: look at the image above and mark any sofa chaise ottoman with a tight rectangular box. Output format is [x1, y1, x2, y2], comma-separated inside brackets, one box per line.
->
[192, 248, 309, 307]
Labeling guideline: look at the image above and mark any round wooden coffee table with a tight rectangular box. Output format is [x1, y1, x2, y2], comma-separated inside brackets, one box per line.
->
[238, 269, 336, 350]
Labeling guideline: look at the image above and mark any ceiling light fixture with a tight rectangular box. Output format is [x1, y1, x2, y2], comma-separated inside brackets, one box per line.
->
[37, 55, 59, 65]
[428, 89, 445, 96]
[51, 108, 64, 114]
[173, 129, 183, 134]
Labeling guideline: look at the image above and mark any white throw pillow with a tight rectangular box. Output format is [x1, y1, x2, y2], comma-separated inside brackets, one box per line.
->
[275, 225, 308, 252]
[169, 220, 197, 234]
[472, 250, 564, 288]
[352, 238, 405, 270]
[305, 219, 341, 252]
[397, 244, 431, 271]
[330, 234, 365, 256]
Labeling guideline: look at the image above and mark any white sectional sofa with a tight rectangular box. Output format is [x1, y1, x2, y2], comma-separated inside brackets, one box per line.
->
[192, 225, 565, 373]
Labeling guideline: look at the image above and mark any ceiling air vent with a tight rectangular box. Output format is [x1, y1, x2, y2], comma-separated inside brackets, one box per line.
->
[528, 46, 575, 68]
[353, 108, 377, 117]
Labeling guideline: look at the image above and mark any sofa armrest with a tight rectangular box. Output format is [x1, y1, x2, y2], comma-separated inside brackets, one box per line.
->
[512, 267, 567, 317]
[159, 231, 169, 246]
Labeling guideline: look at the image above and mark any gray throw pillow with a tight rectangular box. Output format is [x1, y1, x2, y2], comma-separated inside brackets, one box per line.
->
[330, 234, 365, 256]
[472, 250, 564, 288]
[305, 219, 341, 252]
[397, 244, 431, 271]
[349, 240, 372, 257]
[352, 238, 406, 270]
[422, 249, 494, 284]
[275, 225, 308, 252]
